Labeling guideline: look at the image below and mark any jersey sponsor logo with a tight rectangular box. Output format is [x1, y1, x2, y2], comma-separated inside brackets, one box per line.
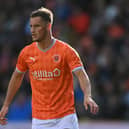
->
[31, 68, 61, 80]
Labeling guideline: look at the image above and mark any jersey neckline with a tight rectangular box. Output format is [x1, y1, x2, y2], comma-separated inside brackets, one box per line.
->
[36, 37, 56, 52]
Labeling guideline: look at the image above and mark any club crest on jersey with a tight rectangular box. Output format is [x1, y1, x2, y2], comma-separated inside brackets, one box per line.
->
[53, 54, 60, 63]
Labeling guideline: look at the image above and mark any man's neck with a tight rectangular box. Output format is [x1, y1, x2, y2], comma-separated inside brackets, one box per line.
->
[38, 36, 53, 50]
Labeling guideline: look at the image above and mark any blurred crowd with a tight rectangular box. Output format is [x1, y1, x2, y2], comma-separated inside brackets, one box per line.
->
[0, 0, 129, 121]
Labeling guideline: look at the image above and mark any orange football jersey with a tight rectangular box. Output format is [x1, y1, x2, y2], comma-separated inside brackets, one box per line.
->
[16, 38, 83, 119]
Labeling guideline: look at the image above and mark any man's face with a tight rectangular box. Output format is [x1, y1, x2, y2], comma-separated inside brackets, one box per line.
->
[30, 16, 48, 42]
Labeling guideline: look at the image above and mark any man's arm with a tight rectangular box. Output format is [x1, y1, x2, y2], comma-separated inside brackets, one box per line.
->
[74, 67, 99, 114]
[0, 69, 25, 125]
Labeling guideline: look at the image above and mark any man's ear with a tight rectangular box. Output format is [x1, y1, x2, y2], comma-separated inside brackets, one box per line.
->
[47, 23, 52, 31]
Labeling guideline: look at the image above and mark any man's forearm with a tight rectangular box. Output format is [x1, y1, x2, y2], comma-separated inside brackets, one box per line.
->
[74, 68, 92, 97]
[80, 70, 91, 97]
[3, 70, 24, 107]
[74, 68, 99, 113]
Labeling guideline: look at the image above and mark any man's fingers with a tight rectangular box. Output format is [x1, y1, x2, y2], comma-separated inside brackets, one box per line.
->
[0, 111, 6, 118]
[0, 118, 7, 120]
[85, 102, 99, 114]
[0, 106, 8, 118]
[0, 106, 8, 125]
[89, 102, 94, 113]
[0, 121, 7, 125]
[90, 103, 99, 114]
[94, 104, 99, 114]
[0, 118, 7, 125]
[84, 103, 88, 110]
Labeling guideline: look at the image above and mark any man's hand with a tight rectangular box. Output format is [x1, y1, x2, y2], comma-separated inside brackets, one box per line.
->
[0, 70, 24, 125]
[84, 96, 99, 114]
[0, 105, 8, 125]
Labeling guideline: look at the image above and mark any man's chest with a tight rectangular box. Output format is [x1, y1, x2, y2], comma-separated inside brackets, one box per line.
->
[26, 51, 64, 71]
[26, 51, 65, 80]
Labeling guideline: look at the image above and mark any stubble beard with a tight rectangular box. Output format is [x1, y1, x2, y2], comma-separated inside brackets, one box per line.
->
[32, 30, 48, 42]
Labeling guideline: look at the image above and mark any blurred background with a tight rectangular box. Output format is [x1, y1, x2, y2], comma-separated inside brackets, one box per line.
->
[0, 0, 129, 129]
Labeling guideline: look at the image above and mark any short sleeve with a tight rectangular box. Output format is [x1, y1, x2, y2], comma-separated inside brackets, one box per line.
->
[16, 48, 28, 73]
[65, 45, 83, 72]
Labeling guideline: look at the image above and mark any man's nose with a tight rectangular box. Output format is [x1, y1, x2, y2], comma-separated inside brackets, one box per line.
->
[31, 27, 35, 33]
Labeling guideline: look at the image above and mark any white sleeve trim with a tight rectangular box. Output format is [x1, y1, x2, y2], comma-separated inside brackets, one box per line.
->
[16, 67, 26, 73]
[72, 66, 84, 72]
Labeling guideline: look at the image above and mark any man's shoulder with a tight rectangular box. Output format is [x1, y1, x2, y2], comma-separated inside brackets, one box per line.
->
[55, 38, 73, 49]
[22, 42, 36, 52]
[57, 39, 77, 52]
[19, 42, 36, 56]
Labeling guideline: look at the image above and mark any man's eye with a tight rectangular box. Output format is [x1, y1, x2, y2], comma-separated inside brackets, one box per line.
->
[35, 25, 40, 27]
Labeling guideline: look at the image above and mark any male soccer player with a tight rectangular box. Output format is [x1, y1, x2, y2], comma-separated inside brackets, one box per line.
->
[0, 7, 99, 129]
